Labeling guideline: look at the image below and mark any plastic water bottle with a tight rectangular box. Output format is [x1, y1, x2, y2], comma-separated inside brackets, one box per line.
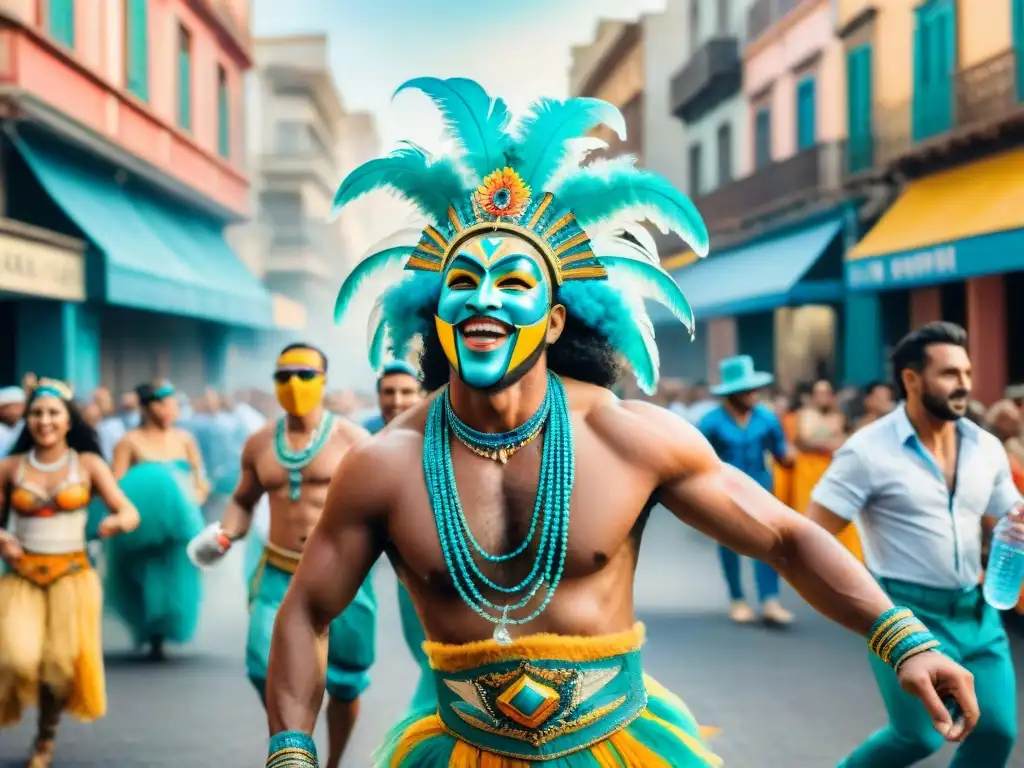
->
[983, 515, 1024, 610]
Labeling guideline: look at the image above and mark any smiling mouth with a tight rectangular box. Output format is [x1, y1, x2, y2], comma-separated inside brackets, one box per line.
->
[458, 317, 513, 352]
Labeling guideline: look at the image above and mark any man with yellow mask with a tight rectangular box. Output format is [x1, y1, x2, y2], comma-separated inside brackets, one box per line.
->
[187, 342, 376, 768]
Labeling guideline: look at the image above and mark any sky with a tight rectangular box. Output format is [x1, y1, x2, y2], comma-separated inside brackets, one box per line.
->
[252, 0, 665, 149]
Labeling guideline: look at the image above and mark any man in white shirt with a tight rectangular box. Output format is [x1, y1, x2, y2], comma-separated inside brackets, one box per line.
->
[809, 322, 1021, 768]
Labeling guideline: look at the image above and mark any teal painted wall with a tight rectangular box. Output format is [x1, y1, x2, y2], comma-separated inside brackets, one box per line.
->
[16, 301, 101, 394]
[202, 323, 229, 390]
[842, 293, 883, 385]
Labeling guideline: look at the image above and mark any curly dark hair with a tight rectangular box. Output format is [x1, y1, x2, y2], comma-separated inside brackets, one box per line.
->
[418, 306, 622, 392]
[9, 388, 104, 457]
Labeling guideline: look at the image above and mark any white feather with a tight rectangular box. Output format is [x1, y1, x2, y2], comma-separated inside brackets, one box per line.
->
[548, 137, 609, 188]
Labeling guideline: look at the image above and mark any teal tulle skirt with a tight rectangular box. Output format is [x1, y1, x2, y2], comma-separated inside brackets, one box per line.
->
[98, 461, 205, 647]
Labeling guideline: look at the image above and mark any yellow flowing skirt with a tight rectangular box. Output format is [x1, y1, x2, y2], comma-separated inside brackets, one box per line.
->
[0, 554, 106, 728]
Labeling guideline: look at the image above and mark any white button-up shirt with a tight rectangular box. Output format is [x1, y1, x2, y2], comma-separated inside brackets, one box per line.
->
[811, 405, 1021, 589]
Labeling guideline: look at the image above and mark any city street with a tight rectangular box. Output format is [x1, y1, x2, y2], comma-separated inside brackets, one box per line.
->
[2, 510, 1022, 767]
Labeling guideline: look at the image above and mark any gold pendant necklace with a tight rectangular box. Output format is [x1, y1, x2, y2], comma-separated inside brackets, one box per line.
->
[451, 423, 543, 464]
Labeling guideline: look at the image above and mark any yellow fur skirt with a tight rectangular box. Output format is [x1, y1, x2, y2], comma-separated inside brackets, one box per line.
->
[0, 551, 106, 728]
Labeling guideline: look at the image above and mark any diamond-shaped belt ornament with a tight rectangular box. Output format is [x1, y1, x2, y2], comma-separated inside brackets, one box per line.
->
[495, 674, 561, 729]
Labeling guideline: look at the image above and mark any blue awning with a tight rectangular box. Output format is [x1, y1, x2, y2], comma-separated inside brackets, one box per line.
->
[13, 134, 274, 329]
[664, 215, 845, 323]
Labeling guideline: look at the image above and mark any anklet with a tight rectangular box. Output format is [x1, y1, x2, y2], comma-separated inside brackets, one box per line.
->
[868, 607, 940, 672]
[267, 731, 318, 767]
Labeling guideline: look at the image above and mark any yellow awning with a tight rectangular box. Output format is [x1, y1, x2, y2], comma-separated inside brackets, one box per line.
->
[848, 148, 1024, 260]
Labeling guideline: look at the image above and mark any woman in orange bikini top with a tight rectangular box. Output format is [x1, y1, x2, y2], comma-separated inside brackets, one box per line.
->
[0, 378, 138, 768]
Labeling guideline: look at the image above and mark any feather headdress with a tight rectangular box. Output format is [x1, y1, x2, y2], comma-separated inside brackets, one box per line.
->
[332, 77, 709, 394]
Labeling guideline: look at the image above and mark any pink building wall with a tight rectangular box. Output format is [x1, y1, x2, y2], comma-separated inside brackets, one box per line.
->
[0, 0, 251, 216]
[741, 0, 843, 175]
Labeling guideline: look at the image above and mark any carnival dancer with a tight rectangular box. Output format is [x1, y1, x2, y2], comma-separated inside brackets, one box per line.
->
[105, 380, 208, 660]
[0, 379, 138, 767]
[362, 360, 433, 713]
[699, 355, 794, 625]
[260, 78, 979, 768]
[187, 343, 376, 768]
[809, 321, 1023, 768]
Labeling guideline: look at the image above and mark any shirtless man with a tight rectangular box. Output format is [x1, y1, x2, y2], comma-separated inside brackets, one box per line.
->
[187, 343, 374, 768]
[259, 78, 979, 768]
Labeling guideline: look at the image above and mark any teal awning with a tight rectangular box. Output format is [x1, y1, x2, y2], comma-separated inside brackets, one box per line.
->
[13, 134, 274, 328]
[661, 215, 845, 323]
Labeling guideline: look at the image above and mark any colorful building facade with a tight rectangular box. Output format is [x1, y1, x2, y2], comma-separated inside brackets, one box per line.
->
[0, 0, 288, 396]
[839, 0, 1024, 403]
[662, 0, 855, 392]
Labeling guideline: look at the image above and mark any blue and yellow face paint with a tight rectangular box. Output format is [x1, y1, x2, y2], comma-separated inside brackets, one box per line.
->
[435, 233, 556, 392]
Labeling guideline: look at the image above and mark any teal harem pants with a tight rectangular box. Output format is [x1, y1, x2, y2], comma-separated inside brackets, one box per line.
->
[247, 546, 377, 702]
[839, 578, 1017, 767]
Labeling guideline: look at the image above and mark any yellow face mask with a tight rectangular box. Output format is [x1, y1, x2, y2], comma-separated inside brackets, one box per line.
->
[274, 349, 326, 417]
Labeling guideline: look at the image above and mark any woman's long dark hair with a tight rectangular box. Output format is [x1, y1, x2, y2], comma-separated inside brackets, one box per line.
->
[419, 306, 622, 393]
[9, 388, 104, 457]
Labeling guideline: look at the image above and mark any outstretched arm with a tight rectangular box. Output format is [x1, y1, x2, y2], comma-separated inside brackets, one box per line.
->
[220, 436, 266, 539]
[265, 441, 388, 741]
[625, 402, 977, 739]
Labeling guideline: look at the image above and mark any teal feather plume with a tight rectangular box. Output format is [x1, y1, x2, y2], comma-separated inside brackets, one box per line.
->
[598, 256, 696, 336]
[558, 280, 659, 394]
[554, 157, 710, 257]
[367, 312, 389, 370]
[330, 146, 465, 223]
[512, 97, 626, 192]
[333, 230, 422, 324]
[394, 77, 511, 180]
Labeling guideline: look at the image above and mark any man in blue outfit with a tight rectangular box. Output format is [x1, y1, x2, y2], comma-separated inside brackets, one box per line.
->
[362, 361, 436, 713]
[699, 355, 795, 625]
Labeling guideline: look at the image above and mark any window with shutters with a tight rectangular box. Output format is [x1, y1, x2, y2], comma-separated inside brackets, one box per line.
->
[754, 107, 772, 169]
[846, 44, 874, 174]
[124, 0, 149, 101]
[177, 24, 193, 131]
[912, 0, 955, 141]
[49, 0, 75, 48]
[795, 76, 817, 150]
[716, 122, 732, 187]
[217, 66, 230, 159]
[688, 142, 703, 197]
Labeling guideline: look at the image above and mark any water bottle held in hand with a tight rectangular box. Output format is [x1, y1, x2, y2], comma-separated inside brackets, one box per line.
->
[983, 511, 1024, 610]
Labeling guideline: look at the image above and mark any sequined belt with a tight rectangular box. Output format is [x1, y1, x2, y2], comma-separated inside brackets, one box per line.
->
[427, 623, 648, 761]
[10, 550, 91, 588]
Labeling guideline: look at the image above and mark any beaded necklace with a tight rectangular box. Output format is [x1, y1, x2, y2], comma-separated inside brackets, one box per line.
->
[273, 411, 335, 501]
[444, 387, 551, 463]
[423, 371, 574, 644]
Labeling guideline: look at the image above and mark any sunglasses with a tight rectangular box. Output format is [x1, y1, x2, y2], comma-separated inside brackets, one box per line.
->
[273, 369, 322, 384]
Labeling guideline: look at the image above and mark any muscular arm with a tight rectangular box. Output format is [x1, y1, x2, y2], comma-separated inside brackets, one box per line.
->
[219, 436, 266, 540]
[629, 402, 890, 635]
[265, 440, 389, 736]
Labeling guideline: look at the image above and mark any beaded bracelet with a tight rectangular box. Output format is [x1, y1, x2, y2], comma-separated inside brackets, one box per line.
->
[868, 607, 941, 672]
[266, 731, 318, 767]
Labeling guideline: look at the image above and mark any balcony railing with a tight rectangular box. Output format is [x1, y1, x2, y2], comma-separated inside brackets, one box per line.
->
[852, 47, 1024, 175]
[670, 37, 741, 123]
[747, 0, 807, 45]
[692, 143, 845, 235]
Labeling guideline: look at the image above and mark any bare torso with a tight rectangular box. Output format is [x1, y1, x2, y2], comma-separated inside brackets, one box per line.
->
[122, 427, 192, 465]
[249, 419, 367, 553]
[374, 379, 666, 645]
[797, 408, 846, 454]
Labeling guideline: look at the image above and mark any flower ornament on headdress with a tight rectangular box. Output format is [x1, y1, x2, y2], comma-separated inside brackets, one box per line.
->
[331, 77, 709, 394]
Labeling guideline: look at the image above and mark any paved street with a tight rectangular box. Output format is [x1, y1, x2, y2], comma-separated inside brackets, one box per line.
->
[2, 509, 1022, 767]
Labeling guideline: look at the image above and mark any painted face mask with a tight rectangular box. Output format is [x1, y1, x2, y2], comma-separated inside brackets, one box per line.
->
[273, 348, 326, 416]
[434, 233, 554, 392]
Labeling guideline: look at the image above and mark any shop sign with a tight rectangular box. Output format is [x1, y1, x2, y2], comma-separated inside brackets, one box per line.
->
[0, 231, 85, 301]
[847, 245, 958, 289]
